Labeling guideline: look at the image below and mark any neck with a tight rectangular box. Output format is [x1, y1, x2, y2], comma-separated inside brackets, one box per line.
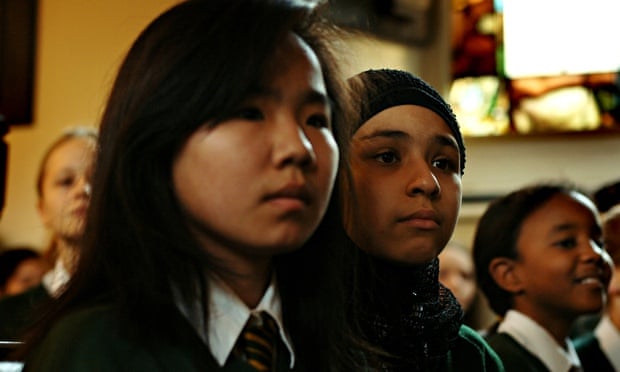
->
[55, 238, 80, 275]
[514, 306, 573, 346]
[217, 259, 273, 309]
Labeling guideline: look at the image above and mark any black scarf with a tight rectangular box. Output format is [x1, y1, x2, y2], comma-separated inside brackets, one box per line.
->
[357, 255, 463, 371]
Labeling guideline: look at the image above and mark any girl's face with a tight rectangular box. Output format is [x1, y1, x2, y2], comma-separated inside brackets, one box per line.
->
[172, 34, 338, 273]
[344, 105, 462, 264]
[512, 192, 613, 324]
[38, 137, 95, 243]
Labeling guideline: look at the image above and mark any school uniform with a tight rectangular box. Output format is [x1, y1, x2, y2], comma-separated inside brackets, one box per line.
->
[574, 315, 618, 372]
[0, 285, 50, 341]
[24, 276, 296, 371]
[0, 260, 69, 341]
[486, 310, 582, 372]
[357, 255, 504, 372]
[447, 324, 506, 372]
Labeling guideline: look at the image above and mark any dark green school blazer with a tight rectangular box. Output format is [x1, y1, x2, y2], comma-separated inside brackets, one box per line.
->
[446, 325, 505, 372]
[0, 284, 51, 341]
[23, 304, 293, 372]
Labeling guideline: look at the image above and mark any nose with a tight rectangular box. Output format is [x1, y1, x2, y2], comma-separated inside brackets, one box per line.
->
[75, 176, 92, 198]
[406, 161, 440, 198]
[273, 119, 316, 169]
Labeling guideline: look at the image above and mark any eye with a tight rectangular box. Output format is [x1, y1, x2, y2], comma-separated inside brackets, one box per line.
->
[432, 150, 461, 172]
[374, 151, 399, 164]
[432, 157, 459, 172]
[306, 113, 330, 128]
[554, 237, 578, 249]
[55, 176, 75, 188]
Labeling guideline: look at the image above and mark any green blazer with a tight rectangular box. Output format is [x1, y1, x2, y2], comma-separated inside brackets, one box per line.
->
[24, 304, 293, 372]
[446, 325, 505, 372]
[0, 284, 51, 341]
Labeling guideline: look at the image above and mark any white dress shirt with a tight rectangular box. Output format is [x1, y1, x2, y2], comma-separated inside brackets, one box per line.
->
[498, 310, 582, 372]
[175, 274, 295, 368]
[41, 259, 70, 297]
[594, 314, 620, 370]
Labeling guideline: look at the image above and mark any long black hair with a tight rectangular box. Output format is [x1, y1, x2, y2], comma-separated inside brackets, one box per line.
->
[20, 1, 362, 370]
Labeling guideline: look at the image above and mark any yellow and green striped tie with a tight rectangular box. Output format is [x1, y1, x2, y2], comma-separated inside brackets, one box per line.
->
[238, 312, 279, 371]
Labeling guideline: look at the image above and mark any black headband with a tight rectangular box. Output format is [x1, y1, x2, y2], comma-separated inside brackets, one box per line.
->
[352, 69, 466, 174]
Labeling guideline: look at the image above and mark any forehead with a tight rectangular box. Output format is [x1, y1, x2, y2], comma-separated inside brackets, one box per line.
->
[44, 137, 96, 171]
[263, 33, 324, 89]
[354, 105, 455, 139]
[520, 192, 599, 235]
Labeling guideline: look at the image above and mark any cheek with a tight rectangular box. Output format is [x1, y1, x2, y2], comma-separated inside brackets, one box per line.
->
[39, 194, 65, 224]
[313, 132, 339, 189]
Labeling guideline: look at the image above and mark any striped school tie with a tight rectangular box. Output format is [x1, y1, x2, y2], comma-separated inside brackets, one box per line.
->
[238, 312, 279, 371]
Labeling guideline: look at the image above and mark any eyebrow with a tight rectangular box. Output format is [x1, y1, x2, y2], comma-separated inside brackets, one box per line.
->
[550, 222, 601, 236]
[358, 129, 460, 152]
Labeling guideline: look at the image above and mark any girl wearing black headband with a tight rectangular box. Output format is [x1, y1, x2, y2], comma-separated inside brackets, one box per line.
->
[341, 69, 503, 371]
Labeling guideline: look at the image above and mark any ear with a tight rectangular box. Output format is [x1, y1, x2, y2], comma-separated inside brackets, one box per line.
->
[488, 257, 524, 294]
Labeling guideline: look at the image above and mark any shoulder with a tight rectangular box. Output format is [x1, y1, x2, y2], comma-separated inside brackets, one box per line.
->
[448, 324, 505, 371]
[24, 303, 220, 372]
[486, 332, 548, 372]
[24, 304, 130, 371]
[0, 285, 50, 312]
[0, 285, 51, 340]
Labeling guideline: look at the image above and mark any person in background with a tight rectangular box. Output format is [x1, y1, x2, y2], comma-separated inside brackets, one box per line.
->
[35, 127, 96, 295]
[0, 127, 96, 341]
[18, 1, 367, 371]
[593, 180, 620, 215]
[573, 189, 620, 371]
[341, 68, 503, 371]
[0, 247, 46, 298]
[570, 179, 620, 340]
[473, 183, 613, 372]
[439, 240, 478, 324]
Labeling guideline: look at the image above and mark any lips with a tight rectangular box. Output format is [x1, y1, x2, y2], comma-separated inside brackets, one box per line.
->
[575, 270, 611, 288]
[264, 183, 312, 205]
[398, 209, 440, 230]
[71, 204, 89, 217]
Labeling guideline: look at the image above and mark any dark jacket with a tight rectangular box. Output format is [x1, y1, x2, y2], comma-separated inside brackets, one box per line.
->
[23, 303, 293, 371]
[573, 333, 615, 372]
[447, 325, 505, 372]
[486, 332, 549, 372]
[0, 285, 51, 341]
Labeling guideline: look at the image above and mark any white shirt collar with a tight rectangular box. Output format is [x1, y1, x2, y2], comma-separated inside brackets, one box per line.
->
[498, 310, 581, 372]
[41, 259, 70, 297]
[208, 275, 295, 367]
[595, 314, 620, 370]
[175, 274, 295, 368]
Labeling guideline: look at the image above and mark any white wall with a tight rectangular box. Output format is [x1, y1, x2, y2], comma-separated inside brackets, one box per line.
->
[0, 0, 181, 249]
